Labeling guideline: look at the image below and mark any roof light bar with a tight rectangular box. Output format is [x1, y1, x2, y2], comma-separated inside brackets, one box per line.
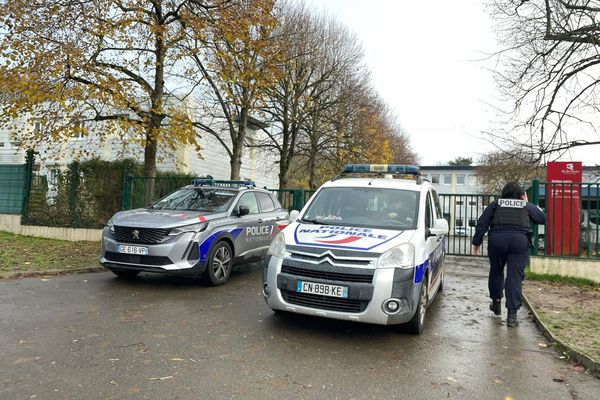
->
[342, 164, 420, 175]
[192, 179, 256, 187]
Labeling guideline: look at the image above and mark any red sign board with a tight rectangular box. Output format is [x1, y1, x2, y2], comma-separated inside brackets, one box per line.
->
[546, 162, 582, 256]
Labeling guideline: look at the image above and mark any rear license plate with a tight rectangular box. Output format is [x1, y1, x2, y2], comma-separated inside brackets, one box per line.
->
[117, 245, 148, 255]
[296, 280, 348, 298]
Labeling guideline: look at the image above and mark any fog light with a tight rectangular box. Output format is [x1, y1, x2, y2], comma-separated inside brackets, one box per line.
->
[263, 282, 271, 298]
[382, 299, 402, 315]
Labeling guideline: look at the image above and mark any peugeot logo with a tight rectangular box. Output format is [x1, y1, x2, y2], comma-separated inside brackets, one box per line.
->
[132, 229, 140, 240]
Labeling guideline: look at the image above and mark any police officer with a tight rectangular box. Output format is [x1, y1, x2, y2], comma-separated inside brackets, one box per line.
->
[471, 182, 546, 327]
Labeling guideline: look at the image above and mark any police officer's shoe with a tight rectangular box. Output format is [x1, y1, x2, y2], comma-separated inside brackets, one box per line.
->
[507, 310, 518, 327]
[489, 299, 502, 316]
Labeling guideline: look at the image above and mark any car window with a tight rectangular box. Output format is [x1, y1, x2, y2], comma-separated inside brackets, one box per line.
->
[150, 188, 237, 212]
[431, 189, 443, 219]
[425, 192, 434, 229]
[301, 187, 418, 229]
[235, 192, 259, 214]
[257, 192, 276, 212]
[269, 194, 284, 210]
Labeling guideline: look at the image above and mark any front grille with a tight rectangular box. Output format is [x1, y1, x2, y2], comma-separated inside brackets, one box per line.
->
[113, 226, 170, 244]
[105, 252, 172, 266]
[282, 291, 367, 313]
[281, 265, 373, 283]
[288, 252, 373, 267]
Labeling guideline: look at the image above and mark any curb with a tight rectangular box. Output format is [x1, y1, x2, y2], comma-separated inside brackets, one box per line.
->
[523, 292, 600, 377]
[0, 266, 106, 280]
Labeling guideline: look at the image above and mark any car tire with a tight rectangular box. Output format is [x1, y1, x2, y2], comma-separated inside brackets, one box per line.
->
[202, 241, 233, 286]
[438, 267, 445, 292]
[111, 269, 140, 279]
[406, 276, 428, 335]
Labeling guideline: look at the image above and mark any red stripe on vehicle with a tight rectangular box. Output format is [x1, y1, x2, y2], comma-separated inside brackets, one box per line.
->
[316, 236, 361, 244]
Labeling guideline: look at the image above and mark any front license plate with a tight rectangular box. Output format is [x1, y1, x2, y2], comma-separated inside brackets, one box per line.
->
[117, 245, 148, 255]
[296, 280, 348, 298]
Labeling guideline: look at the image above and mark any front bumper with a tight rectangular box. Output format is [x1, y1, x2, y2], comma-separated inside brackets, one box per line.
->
[263, 255, 420, 325]
[99, 228, 206, 276]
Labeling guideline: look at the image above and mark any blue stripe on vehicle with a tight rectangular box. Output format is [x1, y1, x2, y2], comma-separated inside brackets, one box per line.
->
[414, 260, 428, 284]
[199, 233, 220, 262]
[230, 227, 244, 240]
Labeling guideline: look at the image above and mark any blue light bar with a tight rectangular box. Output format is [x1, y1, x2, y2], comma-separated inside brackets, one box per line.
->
[342, 164, 420, 175]
[192, 179, 256, 187]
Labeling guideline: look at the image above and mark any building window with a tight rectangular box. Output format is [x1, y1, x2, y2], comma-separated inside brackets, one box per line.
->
[468, 175, 477, 186]
[457, 174, 465, 185]
[0, 142, 4, 147]
[456, 218, 463, 226]
[469, 201, 477, 206]
[456, 200, 464, 205]
[468, 219, 477, 227]
[443, 174, 452, 184]
[431, 174, 440, 184]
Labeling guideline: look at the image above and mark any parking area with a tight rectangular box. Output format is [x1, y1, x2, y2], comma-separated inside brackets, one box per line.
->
[1, 258, 599, 400]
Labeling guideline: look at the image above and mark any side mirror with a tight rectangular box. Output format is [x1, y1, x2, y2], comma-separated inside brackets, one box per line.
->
[428, 218, 449, 237]
[289, 210, 300, 221]
[236, 205, 250, 216]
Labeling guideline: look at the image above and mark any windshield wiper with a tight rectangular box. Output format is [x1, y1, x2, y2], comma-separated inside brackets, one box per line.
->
[301, 218, 329, 225]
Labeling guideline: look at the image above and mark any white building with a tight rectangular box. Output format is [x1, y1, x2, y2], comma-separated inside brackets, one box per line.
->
[0, 101, 280, 189]
[420, 166, 483, 235]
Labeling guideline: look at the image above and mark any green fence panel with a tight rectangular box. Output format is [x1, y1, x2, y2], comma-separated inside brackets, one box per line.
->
[0, 164, 27, 214]
[438, 193, 496, 257]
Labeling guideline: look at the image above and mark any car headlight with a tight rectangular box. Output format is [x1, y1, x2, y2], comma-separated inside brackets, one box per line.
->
[378, 243, 414, 269]
[268, 231, 286, 258]
[169, 222, 208, 236]
[106, 218, 115, 233]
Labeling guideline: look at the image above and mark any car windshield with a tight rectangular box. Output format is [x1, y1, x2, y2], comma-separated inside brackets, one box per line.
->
[150, 188, 237, 212]
[302, 187, 419, 230]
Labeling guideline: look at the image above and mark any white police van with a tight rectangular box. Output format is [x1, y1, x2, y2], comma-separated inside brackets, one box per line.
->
[263, 164, 448, 334]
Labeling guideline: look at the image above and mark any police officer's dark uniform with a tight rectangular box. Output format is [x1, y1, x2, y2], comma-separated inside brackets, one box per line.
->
[472, 185, 546, 327]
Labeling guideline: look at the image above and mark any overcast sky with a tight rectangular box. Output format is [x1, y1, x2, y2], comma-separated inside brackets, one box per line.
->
[302, 0, 597, 166]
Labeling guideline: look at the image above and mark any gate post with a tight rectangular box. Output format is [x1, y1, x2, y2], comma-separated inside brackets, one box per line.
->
[293, 190, 304, 211]
[21, 149, 35, 223]
[122, 174, 132, 210]
[532, 178, 540, 256]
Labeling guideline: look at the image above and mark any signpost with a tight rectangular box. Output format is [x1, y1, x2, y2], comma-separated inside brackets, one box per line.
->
[546, 162, 582, 256]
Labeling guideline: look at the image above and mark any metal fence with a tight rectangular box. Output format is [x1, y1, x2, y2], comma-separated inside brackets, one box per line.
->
[532, 180, 600, 259]
[438, 193, 496, 257]
[439, 181, 600, 259]
[0, 163, 28, 214]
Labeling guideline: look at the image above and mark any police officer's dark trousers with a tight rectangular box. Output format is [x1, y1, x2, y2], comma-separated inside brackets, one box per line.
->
[487, 231, 529, 311]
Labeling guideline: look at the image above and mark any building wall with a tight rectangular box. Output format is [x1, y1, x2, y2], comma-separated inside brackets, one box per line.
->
[0, 105, 280, 189]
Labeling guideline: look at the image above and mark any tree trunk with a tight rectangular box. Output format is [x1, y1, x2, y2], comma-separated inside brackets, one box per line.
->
[230, 106, 248, 180]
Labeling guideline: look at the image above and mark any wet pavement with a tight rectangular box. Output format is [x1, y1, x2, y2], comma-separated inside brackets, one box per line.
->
[1, 257, 599, 399]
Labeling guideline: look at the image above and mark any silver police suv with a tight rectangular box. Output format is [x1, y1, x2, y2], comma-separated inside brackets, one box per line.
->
[101, 179, 288, 285]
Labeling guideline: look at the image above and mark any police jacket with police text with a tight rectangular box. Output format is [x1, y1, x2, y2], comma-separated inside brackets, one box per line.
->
[471, 199, 546, 247]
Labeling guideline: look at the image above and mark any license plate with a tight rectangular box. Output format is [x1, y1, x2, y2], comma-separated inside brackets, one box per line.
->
[296, 280, 348, 298]
[117, 245, 148, 255]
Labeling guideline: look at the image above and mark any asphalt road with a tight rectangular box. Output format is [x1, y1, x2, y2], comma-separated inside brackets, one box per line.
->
[1, 258, 599, 400]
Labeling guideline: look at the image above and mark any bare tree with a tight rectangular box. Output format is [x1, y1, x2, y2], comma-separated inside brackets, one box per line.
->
[187, 0, 282, 180]
[490, 0, 600, 161]
[476, 149, 546, 194]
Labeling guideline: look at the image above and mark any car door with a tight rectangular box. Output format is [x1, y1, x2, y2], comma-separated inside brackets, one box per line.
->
[425, 189, 445, 291]
[231, 191, 266, 260]
[255, 192, 282, 250]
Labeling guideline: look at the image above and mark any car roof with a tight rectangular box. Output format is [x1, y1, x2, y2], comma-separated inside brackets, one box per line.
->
[320, 177, 429, 192]
[183, 184, 270, 192]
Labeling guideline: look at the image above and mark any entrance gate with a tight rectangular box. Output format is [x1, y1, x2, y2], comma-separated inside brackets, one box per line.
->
[439, 193, 496, 257]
